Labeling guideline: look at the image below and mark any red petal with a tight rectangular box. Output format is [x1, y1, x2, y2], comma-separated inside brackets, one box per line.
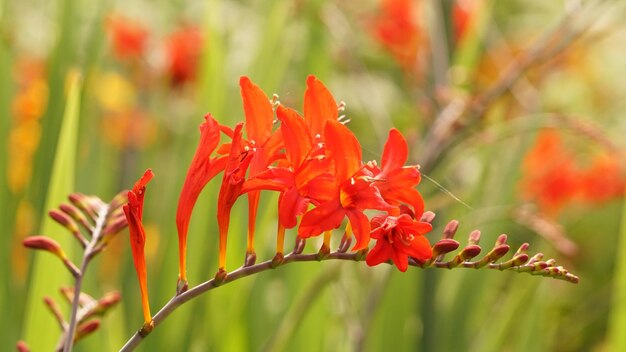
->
[390, 245, 409, 272]
[324, 120, 362, 181]
[366, 240, 393, 267]
[346, 208, 371, 250]
[381, 128, 408, 173]
[303, 75, 338, 136]
[278, 187, 310, 229]
[298, 199, 345, 238]
[277, 105, 313, 168]
[403, 235, 432, 261]
[240, 76, 273, 143]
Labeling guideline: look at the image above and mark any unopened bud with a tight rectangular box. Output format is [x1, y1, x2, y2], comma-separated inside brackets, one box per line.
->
[420, 211, 436, 223]
[468, 230, 481, 245]
[59, 203, 93, 232]
[443, 220, 459, 239]
[49, 210, 87, 248]
[23, 236, 66, 259]
[74, 320, 100, 342]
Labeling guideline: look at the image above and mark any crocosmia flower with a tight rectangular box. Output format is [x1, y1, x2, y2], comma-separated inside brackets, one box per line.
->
[123, 169, 154, 326]
[298, 119, 392, 250]
[366, 213, 432, 272]
[176, 115, 227, 288]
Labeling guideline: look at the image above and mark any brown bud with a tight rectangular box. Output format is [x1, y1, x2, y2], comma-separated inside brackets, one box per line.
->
[468, 230, 481, 245]
[23, 236, 66, 259]
[74, 320, 100, 342]
[109, 190, 129, 211]
[244, 251, 257, 267]
[443, 220, 459, 239]
[270, 252, 284, 268]
[69, 193, 98, 219]
[60, 203, 94, 231]
[420, 211, 436, 223]
[43, 296, 66, 330]
[433, 239, 460, 257]
[214, 268, 228, 286]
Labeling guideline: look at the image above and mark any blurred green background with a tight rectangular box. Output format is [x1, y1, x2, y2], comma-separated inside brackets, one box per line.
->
[2, 0, 626, 351]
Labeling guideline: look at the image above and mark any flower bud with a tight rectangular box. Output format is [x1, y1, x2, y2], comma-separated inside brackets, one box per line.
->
[74, 320, 100, 342]
[23, 236, 66, 259]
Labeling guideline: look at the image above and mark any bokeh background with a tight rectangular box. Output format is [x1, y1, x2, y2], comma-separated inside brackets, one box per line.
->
[2, 0, 626, 351]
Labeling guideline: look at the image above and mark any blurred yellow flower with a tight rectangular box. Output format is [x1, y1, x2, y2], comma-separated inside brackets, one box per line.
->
[93, 71, 137, 112]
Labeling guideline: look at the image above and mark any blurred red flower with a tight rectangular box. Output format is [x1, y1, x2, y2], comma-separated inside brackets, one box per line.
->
[372, 0, 422, 70]
[106, 14, 149, 62]
[165, 25, 203, 86]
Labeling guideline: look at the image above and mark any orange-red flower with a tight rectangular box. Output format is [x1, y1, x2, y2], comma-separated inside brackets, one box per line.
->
[105, 14, 149, 62]
[122, 169, 154, 325]
[298, 120, 392, 250]
[579, 154, 626, 203]
[216, 123, 254, 270]
[372, 0, 422, 70]
[176, 115, 227, 287]
[371, 128, 425, 217]
[165, 25, 203, 86]
[519, 129, 626, 216]
[240, 77, 284, 255]
[366, 213, 432, 271]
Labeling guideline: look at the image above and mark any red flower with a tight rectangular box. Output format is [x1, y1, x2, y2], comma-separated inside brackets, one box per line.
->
[216, 123, 254, 270]
[176, 114, 227, 287]
[240, 77, 284, 255]
[520, 130, 581, 216]
[371, 128, 425, 217]
[122, 169, 154, 325]
[372, 0, 422, 70]
[298, 120, 392, 250]
[244, 105, 334, 229]
[365, 213, 432, 272]
[105, 14, 149, 62]
[579, 154, 626, 203]
[165, 25, 203, 86]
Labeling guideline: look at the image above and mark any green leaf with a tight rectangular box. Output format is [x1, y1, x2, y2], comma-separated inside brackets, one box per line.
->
[22, 73, 82, 351]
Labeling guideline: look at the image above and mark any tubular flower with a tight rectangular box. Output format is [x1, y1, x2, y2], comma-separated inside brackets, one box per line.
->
[216, 123, 255, 270]
[122, 169, 154, 327]
[243, 105, 335, 229]
[371, 128, 425, 216]
[298, 119, 392, 250]
[240, 77, 284, 256]
[365, 213, 432, 272]
[176, 114, 227, 289]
